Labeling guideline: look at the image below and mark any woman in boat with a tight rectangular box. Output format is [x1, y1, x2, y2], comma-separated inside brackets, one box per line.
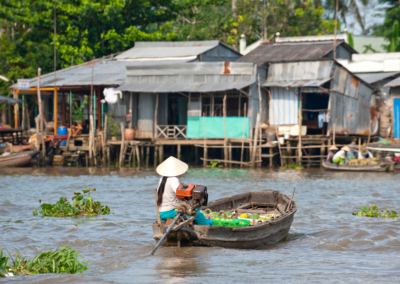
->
[156, 156, 211, 226]
[358, 147, 373, 159]
[326, 145, 338, 163]
[332, 146, 350, 165]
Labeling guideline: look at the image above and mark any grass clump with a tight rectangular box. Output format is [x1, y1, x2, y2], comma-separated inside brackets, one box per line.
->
[0, 247, 87, 277]
[280, 163, 304, 170]
[33, 188, 110, 217]
[353, 206, 400, 219]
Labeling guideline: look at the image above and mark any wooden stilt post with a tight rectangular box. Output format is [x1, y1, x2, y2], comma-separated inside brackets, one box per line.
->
[154, 145, 158, 167]
[129, 92, 133, 129]
[132, 144, 136, 167]
[269, 147, 273, 168]
[107, 147, 111, 167]
[241, 103, 247, 167]
[159, 145, 163, 163]
[35, 117, 40, 151]
[54, 88, 58, 135]
[195, 146, 198, 165]
[136, 145, 141, 169]
[204, 146, 208, 167]
[223, 93, 228, 167]
[14, 89, 19, 129]
[37, 68, 46, 161]
[154, 93, 159, 140]
[62, 92, 65, 126]
[177, 144, 181, 160]
[103, 114, 108, 166]
[146, 146, 150, 167]
[140, 146, 144, 163]
[275, 126, 283, 167]
[119, 122, 125, 168]
[251, 113, 261, 168]
[297, 89, 302, 165]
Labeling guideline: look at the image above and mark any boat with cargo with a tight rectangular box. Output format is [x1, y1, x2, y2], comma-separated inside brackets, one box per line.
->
[152, 190, 296, 249]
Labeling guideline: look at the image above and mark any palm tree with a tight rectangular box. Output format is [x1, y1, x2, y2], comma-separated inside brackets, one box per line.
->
[322, 0, 370, 34]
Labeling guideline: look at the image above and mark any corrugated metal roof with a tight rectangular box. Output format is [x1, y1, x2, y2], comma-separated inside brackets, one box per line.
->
[263, 78, 331, 88]
[384, 77, 400, 87]
[14, 58, 194, 89]
[237, 41, 355, 66]
[117, 62, 259, 93]
[355, 72, 400, 84]
[0, 95, 21, 104]
[115, 41, 240, 60]
[264, 60, 334, 83]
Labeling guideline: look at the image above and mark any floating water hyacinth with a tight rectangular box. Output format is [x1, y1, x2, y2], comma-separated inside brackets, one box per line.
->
[353, 206, 400, 219]
[33, 188, 110, 217]
[0, 246, 87, 276]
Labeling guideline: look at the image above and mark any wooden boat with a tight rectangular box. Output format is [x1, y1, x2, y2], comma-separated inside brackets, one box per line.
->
[322, 161, 390, 172]
[0, 150, 39, 167]
[152, 191, 297, 249]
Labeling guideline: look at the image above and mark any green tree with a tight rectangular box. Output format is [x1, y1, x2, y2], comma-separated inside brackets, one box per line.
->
[323, 0, 371, 34]
[0, 0, 181, 123]
[232, 0, 337, 46]
[372, 0, 400, 39]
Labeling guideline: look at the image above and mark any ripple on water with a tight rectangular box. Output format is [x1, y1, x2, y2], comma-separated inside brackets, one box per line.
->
[1, 167, 400, 283]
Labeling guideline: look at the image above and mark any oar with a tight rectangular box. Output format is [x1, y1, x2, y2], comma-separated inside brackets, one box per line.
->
[150, 213, 181, 256]
[286, 187, 295, 211]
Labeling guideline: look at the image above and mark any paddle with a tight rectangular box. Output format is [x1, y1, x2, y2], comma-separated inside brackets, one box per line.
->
[150, 213, 181, 256]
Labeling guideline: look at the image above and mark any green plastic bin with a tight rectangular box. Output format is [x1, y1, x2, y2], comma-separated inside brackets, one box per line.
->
[211, 218, 250, 227]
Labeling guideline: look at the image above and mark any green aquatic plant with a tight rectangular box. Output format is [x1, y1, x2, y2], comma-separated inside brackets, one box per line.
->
[33, 188, 110, 217]
[207, 161, 223, 168]
[0, 246, 87, 276]
[280, 163, 304, 170]
[353, 206, 400, 219]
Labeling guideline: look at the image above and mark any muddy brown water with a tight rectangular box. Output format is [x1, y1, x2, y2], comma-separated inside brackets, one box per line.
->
[1, 167, 400, 283]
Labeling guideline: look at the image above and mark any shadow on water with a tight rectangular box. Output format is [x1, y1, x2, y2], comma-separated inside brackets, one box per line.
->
[1, 167, 400, 283]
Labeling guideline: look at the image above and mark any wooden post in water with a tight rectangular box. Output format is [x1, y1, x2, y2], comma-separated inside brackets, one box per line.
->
[119, 122, 125, 168]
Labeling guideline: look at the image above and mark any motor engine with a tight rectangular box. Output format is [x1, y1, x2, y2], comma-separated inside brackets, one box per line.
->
[176, 184, 208, 216]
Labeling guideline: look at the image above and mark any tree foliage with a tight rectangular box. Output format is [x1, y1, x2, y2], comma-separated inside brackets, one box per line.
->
[0, 0, 336, 102]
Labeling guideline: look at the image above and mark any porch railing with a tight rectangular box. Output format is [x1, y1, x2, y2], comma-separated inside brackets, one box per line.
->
[156, 125, 187, 139]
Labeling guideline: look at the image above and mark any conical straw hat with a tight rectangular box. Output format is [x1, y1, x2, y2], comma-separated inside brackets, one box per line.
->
[329, 145, 338, 151]
[156, 156, 188, 177]
[341, 146, 350, 152]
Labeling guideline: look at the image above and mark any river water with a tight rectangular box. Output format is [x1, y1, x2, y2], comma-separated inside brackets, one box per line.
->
[1, 167, 400, 283]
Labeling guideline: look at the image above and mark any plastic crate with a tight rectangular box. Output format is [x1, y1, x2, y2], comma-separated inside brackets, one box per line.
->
[211, 218, 250, 227]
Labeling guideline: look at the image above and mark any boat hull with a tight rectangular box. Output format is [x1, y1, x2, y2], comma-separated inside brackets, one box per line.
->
[153, 191, 296, 249]
[0, 151, 39, 167]
[322, 161, 390, 172]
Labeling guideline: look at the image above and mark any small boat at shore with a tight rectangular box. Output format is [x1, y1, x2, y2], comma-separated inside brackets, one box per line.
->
[0, 150, 40, 167]
[152, 191, 297, 249]
[322, 161, 390, 172]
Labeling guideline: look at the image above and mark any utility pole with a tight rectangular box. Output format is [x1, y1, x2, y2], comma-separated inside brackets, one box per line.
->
[333, 0, 339, 60]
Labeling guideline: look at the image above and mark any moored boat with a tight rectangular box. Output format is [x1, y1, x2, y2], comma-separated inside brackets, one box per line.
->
[322, 161, 390, 172]
[152, 191, 297, 249]
[0, 150, 40, 167]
